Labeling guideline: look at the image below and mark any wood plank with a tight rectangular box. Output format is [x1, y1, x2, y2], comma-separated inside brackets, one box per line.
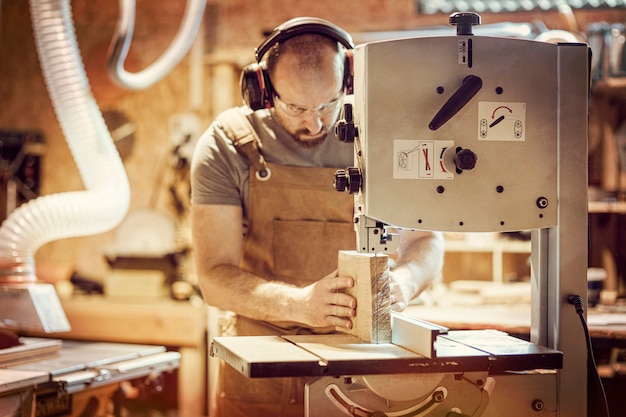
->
[0, 338, 61, 367]
[10, 341, 165, 375]
[337, 251, 391, 343]
[22, 296, 208, 347]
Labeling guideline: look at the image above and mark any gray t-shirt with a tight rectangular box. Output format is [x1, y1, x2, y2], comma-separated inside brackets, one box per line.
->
[191, 106, 354, 220]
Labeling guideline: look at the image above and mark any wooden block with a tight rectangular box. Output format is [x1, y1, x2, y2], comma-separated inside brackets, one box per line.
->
[337, 250, 391, 343]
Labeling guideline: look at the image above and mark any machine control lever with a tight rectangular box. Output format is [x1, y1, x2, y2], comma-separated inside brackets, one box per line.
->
[429, 75, 482, 131]
[335, 103, 358, 143]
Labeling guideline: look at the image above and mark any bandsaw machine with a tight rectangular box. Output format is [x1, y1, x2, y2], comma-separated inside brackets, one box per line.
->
[211, 12, 590, 417]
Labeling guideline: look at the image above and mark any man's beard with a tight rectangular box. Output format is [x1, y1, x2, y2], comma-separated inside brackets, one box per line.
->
[292, 128, 329, 149]
[272, 109, 334, 149]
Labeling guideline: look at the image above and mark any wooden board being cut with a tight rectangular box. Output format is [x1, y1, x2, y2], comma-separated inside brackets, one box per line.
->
[337, 250, 391, 343]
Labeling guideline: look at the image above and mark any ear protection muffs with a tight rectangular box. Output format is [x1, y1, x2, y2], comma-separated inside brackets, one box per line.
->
[241, 17, 355, 111]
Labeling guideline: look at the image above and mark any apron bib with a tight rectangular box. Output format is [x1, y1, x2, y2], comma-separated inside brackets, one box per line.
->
[213, 162, 355, 417]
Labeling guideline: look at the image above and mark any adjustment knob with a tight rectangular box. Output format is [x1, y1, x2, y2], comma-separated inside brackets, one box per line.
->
[454, 148, 477, 171]
[334, 167, 361, 194]
[449, 12, 481, 36]
[334, 169, 348, 192]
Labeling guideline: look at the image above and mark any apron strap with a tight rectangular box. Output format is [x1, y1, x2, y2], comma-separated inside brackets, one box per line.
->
[217, 108, 271, 180]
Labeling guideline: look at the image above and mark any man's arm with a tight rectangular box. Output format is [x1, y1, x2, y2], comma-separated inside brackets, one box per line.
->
[388, 230, 445, 311]
[191, 203, 357, 329]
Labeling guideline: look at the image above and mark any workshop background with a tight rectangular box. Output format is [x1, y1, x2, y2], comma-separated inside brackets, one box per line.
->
[1, 1, 626, 416]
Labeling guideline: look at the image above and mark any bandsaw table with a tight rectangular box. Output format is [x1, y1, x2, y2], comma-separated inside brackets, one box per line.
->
[211, 330, 561, 379]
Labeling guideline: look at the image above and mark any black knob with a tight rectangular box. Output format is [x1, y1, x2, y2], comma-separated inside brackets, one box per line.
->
[449, 12, 481, 36]
[334, 169, 349, 192]
[454, 148, 477, 171]
[333, 167, 361, 194]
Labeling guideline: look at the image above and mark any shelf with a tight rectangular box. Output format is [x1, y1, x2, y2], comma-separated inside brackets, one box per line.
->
[589, 200, 626, 214]
[444, 236, 531, 284]
[593, 78, 626, 97]
[444, 238, 531, 253]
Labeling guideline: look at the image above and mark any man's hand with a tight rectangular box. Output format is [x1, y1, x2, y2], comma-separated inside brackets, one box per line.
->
[390, 272, 412, 312]
[294, 271, 356, 330]
[389, 264, 422, 312]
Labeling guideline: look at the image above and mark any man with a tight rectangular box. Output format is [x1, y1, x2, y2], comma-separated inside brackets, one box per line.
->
[191, 17, 444, 417]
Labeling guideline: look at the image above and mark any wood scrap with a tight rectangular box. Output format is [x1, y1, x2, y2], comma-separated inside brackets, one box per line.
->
[337, 250, 391, 343]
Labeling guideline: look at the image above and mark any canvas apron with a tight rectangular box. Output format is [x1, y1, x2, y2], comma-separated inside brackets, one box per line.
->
[212, 161, 355, 417]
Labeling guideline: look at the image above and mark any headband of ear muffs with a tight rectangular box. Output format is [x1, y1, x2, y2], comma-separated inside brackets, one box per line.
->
[240, 17, 355, 111]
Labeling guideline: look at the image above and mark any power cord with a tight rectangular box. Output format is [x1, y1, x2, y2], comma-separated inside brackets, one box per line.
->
[568, 294, 610, 417]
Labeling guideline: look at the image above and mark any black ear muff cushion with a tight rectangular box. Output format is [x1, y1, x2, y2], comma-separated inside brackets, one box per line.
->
[343, 49, 354, 95]
[241, 63, 273, 110]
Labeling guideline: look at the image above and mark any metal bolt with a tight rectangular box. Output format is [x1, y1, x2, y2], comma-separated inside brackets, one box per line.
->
[432, 390, 445, 403]
[531, 399, 544, 411]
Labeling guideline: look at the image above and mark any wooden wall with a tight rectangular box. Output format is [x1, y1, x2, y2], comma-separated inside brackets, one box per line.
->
[0, 0, 625, 283]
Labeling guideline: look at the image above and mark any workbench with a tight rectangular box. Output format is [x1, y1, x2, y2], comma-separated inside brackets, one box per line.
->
[20, 295, 210, 417]
[0, 367, 47, 416]
[1, 339, 179, 417]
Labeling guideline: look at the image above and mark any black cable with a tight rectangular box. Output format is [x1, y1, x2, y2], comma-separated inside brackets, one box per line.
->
[568, 294, 611, 417]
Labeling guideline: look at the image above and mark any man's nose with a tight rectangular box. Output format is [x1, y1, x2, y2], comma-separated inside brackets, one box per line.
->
[303, 113, 324, 133]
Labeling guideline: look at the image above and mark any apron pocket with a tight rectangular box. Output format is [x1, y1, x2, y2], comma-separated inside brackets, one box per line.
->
[272, 219, 354, 285]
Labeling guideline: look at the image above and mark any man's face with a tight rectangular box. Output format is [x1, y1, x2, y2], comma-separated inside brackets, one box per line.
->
[270, 48, 344, 149]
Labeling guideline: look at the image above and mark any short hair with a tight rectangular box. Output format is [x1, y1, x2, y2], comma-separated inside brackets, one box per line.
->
[265, 33, 343, 82]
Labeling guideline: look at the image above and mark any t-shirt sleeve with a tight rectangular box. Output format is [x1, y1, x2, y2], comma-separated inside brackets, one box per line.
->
[190, 120, 248, 207]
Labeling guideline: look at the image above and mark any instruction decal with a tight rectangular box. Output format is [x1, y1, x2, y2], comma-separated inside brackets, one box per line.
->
[393, 139, 454, 180]
[478, 102, 526, 141]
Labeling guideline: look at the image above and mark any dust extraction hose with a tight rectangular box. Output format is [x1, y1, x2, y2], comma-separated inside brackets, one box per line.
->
[107, 0, 206, 90]
[0, 0, 131, 266]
